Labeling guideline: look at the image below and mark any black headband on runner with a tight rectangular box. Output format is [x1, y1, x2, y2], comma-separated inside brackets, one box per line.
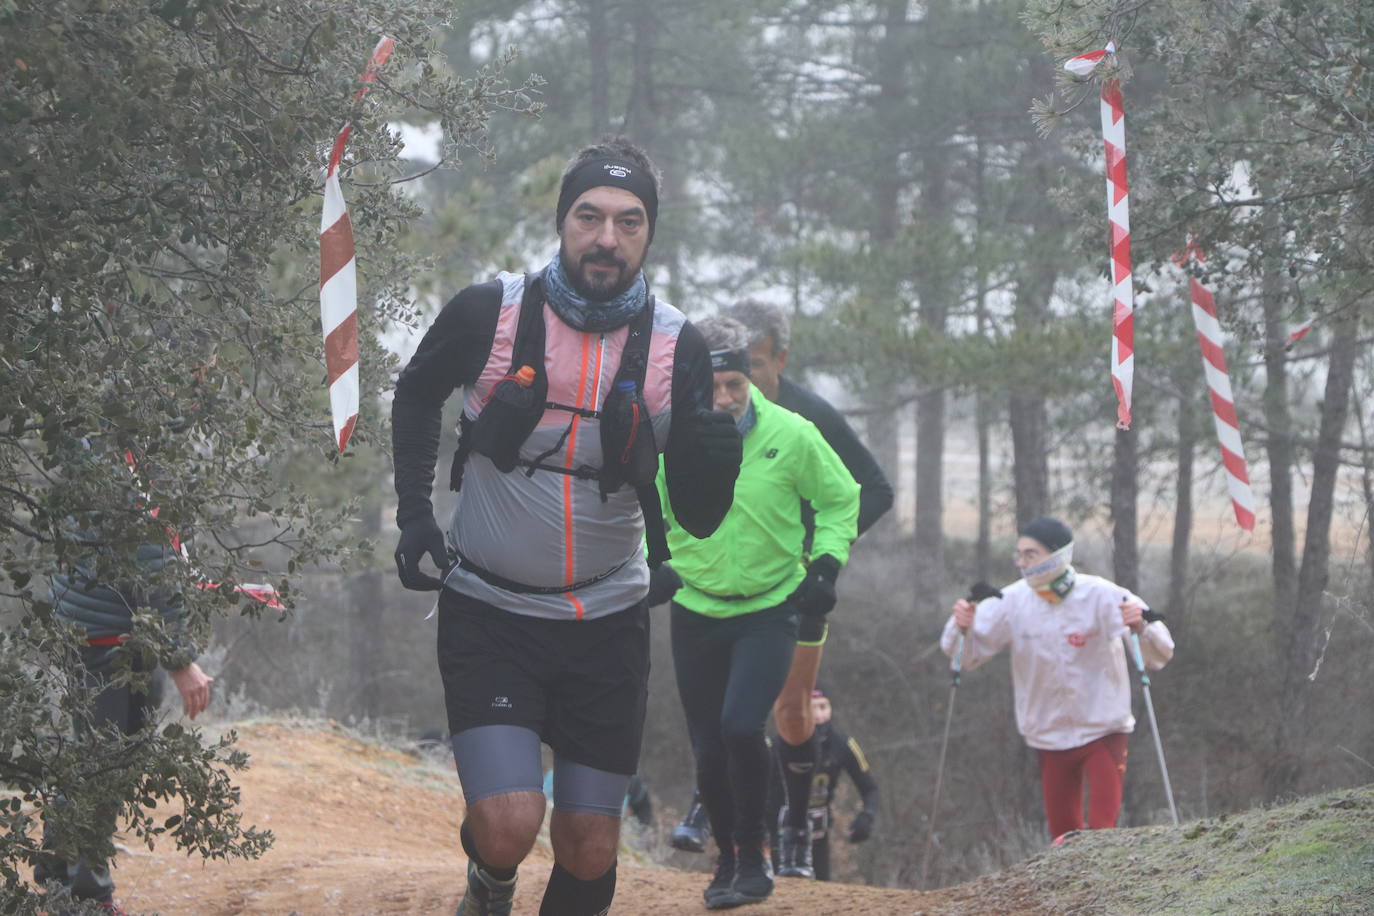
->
[555, 157, 659, 239]
[710, 348, 751, 375]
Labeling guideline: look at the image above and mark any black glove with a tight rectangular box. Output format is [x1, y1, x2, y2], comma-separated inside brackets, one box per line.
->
[646, 562, 682, 607]
[394, 514, 450, 591]
[693, 409, 743, 471]
[848, 809, 874, 843]
[790, 554, 840, 618]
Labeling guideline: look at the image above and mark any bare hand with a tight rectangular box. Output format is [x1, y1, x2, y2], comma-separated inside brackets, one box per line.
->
[168, 662, 213, 719]
[952, 598, 976, 631]
[1120, 598, 1145, 635]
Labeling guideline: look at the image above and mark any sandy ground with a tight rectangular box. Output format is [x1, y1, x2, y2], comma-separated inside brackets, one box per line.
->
[102, 722, 1055, 916]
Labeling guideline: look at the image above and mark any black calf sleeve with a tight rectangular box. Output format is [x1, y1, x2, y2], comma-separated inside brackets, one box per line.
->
[777, 735, 820, 830]
[538, 861, 616, 916]
[461, 820, 517, 882]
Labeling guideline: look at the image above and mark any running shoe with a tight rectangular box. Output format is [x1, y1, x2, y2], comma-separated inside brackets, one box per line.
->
[702, 853, 737, 909]
[670, 795, 711, 853]
[729, 846, 774, 905]
[455, 859, 517, 916]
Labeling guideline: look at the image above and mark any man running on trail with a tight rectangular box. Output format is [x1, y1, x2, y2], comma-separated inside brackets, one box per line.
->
[660, 316, 859, 909]
[940, 516, 1175, 843]
[766, 686, 880, 882]
[391, 136, 741, 916]
[668, 300, 893, 880]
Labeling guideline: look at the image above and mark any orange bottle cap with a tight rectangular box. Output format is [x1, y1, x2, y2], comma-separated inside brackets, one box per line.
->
[514, 365, 536, 386]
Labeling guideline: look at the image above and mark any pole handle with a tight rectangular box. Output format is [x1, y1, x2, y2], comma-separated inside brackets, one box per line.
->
[951, 581, 1001, 686]
[1129, 631, 1151, 686]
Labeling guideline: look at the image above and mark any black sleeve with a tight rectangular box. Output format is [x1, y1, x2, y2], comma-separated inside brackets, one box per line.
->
[662, 320, 736, 538]
[836, 731, 880, 812]
[391, 281, 502, 526]
[805, 397, 893, 537]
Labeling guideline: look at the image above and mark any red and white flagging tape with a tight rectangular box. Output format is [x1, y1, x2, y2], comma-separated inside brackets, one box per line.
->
[1177, 249, 1257, 532]
[1066, 41, 1134, 430]
[1284, 318, 1313, 350]
[123, 451, 285, 608]
[320, 36, 396, 452]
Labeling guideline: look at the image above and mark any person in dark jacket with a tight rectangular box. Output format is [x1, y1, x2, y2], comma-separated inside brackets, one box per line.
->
[667, 299, 892, 879]
[766, 686, 879, 881]
[36, 532, 211, 913]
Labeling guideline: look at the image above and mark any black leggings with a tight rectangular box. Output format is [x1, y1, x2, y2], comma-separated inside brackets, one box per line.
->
[37, 646, 162, 902]
[671, 602, 797, 854]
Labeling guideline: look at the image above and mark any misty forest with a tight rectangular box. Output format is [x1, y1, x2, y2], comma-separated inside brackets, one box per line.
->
[3, 0, 1373, 911]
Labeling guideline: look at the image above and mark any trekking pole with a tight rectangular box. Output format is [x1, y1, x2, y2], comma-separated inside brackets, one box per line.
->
[1127, 623, 1180, 826]
[920, 582, 1002, 889]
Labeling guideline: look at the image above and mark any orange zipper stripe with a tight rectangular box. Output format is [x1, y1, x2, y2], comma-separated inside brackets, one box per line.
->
[561, 332, 605, 619]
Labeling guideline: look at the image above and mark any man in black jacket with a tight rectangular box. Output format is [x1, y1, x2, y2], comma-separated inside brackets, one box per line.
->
[669, 299, 892, 880]
[391, 136, 741, 916]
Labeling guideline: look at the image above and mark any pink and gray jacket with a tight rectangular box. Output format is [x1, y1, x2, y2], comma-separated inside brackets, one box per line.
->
[393, 271, 732, 620]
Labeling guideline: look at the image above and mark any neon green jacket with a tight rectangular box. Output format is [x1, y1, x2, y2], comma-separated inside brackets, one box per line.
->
[658, 384, 860, 618]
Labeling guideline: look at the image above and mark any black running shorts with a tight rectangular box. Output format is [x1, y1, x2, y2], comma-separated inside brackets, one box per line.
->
[436, 587, 651, 776]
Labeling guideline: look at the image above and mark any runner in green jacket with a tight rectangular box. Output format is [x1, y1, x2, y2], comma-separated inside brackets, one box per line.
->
[658, 316, 858, 909]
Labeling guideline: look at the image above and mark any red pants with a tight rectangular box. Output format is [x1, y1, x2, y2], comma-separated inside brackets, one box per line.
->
[1036, 733, 1129, 841]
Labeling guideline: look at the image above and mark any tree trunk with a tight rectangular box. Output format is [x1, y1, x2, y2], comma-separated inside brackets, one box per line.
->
[1354, 385, 1374, 580]
[1111, 426, 1139, 592]
[1008, 257, 1054, 528]
[1260, 209, 1297, 630]
[1007, 97, 1060, 528]
[1008, 387, 1049, 528]
[914, 392, 945, 587]
[870, 0, 906, 244]
[1267, 305, 1361, 797]
[350, 498, 385, 722]
[911, 0, 949, 591]
[976, 394, 992, 580]
[1167, 393, 1196, 627]
[625, 5, 657, 149]
[862, 0, 909, 543]
[974, 127, 991, 579]
[585, 0, 610, 136]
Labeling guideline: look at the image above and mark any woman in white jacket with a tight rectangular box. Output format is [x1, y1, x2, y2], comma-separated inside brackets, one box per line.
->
[941, 516, 1174, 842]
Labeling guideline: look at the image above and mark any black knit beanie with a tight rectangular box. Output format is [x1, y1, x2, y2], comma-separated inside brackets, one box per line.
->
[1019, 516, 1073, 552]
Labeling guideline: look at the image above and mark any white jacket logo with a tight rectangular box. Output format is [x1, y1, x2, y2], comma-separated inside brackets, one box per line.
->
[492, 696, 513, 709]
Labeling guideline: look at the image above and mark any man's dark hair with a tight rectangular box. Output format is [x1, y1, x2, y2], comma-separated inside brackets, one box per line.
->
[727, 299, 790, 355]
[561, 135, 662, 195]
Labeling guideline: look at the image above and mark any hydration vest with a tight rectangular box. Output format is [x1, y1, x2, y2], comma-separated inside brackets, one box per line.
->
[449, 272, 671, 584]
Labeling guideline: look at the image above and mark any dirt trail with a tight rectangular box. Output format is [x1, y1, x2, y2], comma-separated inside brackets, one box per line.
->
[108, 722, 1050, 915]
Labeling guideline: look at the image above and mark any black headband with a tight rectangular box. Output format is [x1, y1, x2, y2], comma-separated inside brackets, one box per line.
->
[555, 157, 659, 240]
[710, 348, 751, 375]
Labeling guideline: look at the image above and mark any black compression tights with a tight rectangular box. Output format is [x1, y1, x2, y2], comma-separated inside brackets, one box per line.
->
[670, 603, 796, 854]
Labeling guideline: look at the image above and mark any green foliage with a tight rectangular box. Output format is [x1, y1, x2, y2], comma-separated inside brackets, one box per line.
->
[0, 0, 537, 900]
[1023, 0, 1374, 322]
[1035, 787, 1374, 914]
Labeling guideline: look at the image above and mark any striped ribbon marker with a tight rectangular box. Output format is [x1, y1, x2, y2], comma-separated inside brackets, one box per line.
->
[1284, 317, 1314, 350]
[1066, 41, 1134, 430]
[123, 451, 285, 608]
[1180, 248, 1257, 532]
[320, 35, 396, 452]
